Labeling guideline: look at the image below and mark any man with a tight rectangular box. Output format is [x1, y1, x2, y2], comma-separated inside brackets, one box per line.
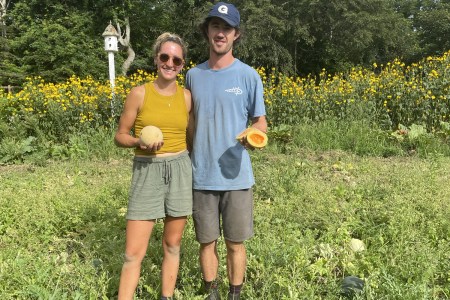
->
[185, 2, 267, 300]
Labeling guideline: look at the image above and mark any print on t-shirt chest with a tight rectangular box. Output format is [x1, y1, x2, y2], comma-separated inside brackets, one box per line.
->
[202, 78, 246, 120]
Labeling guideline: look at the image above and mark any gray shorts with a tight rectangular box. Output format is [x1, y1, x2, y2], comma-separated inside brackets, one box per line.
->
[192, 189, 254, 243]
[126, 151, 192, 220]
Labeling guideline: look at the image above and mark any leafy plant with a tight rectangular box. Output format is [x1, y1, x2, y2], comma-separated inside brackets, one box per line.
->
[0, 136, 36, 163]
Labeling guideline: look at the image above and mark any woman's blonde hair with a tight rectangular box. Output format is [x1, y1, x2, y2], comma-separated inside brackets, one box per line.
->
[152, 32, 187, 60]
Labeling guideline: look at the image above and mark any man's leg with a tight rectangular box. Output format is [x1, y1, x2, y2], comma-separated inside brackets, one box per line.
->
[200, 240, 221, 299]
[225, 240, 245, 299]
[221, 189, 254, 299]
[193, 190, 222, 299]
[225, 240, 246, 285]
[200, 240, 219, 282]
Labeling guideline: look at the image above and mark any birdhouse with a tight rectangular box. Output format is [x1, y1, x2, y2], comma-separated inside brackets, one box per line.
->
[102, 23, 119, 52]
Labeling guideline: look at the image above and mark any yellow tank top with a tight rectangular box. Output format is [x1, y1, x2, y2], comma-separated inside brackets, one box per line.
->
[134, 82, 188, 156]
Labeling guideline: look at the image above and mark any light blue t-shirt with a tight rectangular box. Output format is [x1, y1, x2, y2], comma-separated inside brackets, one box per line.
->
[186, 59, 266, 190]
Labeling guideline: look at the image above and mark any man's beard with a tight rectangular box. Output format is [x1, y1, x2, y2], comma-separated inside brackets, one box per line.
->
[211, 42, 233, 56]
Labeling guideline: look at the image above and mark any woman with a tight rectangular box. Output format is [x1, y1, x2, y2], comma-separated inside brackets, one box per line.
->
[114, 32, 193, 300]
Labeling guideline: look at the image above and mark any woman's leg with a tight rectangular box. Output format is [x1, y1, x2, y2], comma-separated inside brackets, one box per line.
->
[161, 216, 187, 297]
[118, 220, 155, 300]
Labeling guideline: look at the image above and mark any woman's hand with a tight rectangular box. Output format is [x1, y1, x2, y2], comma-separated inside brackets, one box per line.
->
[139, 140, 164, 152]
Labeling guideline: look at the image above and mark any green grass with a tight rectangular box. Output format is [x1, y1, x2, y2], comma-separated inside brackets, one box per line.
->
[1, 123, 450, 299]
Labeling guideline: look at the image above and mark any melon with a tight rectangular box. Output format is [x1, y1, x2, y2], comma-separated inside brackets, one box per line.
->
[139, 125, 163, 144]
[236, 127, 268, 148]
[349, 238, 366, 252]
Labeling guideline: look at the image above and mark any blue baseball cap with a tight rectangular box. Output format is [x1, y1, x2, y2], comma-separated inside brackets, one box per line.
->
[207, 2, 240, 28]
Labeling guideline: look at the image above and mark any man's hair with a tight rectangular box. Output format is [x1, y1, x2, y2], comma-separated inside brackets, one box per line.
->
[199, 18, 242, 45]
[152, 32, 188, 60]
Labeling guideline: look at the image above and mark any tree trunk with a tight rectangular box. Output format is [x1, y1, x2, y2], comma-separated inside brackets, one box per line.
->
[0, 0, 11, 38]
[117, 17, 135, 76]
[122, 47, 135, 76]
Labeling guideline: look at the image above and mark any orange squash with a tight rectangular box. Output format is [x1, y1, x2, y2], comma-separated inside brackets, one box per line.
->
[236, 127, 268, 148]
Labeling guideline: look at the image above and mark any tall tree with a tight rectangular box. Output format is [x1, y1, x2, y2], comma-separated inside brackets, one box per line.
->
[170, 0, 212, 63]
[415, 0, 450, 56]
[8, 2, 107, 82]
[117, 17, 135, 75]
[234, 0, 295, 73]
[0, 0, 12, 37]
[292, 0, 418, 74]
[2, 0, 448, 86]
[274, 0, 314, 75]
[0, 0, 23, 86]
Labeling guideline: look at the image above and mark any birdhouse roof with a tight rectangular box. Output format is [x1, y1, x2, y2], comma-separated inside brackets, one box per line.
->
[102, 24, 119, 37]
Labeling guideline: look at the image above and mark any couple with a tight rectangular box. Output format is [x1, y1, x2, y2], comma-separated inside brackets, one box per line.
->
[114, 3, 267, 300]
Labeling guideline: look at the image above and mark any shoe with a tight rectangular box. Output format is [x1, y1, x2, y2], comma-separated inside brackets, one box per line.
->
[227, 293, 240, 300]
[205, 288, 221, 300]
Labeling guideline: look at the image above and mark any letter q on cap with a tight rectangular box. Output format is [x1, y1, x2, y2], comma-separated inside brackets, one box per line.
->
[207, 2, 240, 27]
[218, 5, 228, 14]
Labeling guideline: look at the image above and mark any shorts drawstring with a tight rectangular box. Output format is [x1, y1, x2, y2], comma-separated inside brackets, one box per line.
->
[134, 151, 188, 185]
[163, 160, 172, 185]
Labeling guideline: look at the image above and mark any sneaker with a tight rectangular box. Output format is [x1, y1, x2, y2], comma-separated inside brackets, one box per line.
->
[205, 288, 221, 300]
[227, 293, 240, 300]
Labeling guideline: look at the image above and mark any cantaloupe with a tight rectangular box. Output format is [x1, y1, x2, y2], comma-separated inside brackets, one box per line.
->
[349, 238, 366, 252]
[236, 127, 268, 148]
[140, 125, 163, 144]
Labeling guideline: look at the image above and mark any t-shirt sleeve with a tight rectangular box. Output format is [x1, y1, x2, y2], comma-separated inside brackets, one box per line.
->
[185, 71, 192, 90]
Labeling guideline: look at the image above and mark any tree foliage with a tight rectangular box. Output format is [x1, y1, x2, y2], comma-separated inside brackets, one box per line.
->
[5, 1, 107, 83]
[1, 0, 449, 86]
[415, 0, 450, 56]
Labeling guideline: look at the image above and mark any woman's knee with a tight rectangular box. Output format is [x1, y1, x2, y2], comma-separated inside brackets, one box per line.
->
[123, 250, 146, 265]
[163, 238, 181, 256]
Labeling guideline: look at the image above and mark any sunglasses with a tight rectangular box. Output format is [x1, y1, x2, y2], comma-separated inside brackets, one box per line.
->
[158, 53, 184, 67]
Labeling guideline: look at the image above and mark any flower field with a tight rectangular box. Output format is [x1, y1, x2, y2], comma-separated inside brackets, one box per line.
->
[0, 51, 449, 164]
[1, 51, 449, 131]
[260, 51, 450, 130]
